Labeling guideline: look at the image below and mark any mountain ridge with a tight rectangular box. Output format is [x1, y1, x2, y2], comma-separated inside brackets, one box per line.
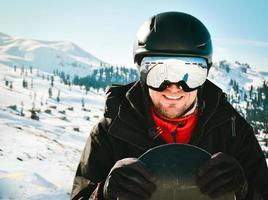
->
[0, 32, 109, 78]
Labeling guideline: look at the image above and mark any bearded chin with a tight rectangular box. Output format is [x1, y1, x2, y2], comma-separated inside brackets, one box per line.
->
[155, 103, 186, 119]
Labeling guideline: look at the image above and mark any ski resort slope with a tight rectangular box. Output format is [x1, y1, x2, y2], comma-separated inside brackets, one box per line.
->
[0, 64, 105, 199]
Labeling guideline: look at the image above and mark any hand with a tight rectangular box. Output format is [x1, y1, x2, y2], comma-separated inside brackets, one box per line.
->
[196, 152, 248, 199]
[103, 158, 156, 200]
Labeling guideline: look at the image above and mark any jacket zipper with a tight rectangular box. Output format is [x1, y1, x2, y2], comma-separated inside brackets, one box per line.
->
[200, 92, 222, 136]
[231, 116, 236, 137]
[171, 131, 177, 143]
[205, 115, 237, 138]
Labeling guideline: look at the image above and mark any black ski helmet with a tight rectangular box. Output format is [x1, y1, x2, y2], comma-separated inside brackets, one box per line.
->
[133, 12, 213, 68]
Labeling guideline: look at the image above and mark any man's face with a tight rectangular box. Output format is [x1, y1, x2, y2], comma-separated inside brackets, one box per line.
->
[149, 84, 198, 118]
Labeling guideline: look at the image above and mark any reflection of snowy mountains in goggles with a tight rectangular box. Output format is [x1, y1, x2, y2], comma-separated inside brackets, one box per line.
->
[140, 57, 208, 92]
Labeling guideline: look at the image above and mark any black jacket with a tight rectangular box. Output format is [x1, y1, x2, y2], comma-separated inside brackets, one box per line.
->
[71, 80, 268, 200]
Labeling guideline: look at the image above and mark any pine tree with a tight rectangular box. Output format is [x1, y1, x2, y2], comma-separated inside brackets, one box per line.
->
[244, 93, 247, 101]
[20, 101, 24, 116]
[81, 97, 85, 108]
[48, 87, 52, 98]
[31, 78, 33, 89]
[22, 79, 28, 88]
[56, 89, 60, 102]
[229, 79, 233, 86]
[9, 82, 13, 90]
[30, 103, 39, 120]
[249, 85, 253, 99]
[51, 76, 54, 87]
[225, 65, 230, 73]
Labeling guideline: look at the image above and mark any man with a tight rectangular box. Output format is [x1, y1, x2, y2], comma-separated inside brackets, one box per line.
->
[71, 12, 268, 200]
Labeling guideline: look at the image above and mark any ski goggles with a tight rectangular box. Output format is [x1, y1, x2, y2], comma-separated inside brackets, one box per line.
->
[140, 56, 208, 92]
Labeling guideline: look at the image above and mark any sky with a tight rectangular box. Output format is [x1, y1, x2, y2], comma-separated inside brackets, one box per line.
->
[0, 0, 268, 71]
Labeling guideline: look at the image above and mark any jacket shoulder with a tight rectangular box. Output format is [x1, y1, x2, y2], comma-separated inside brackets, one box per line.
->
[104, 82, 136, 118]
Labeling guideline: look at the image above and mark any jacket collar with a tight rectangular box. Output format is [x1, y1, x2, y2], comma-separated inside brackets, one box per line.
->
[190, 80, 234, 144]
[108, 81, 157, 150]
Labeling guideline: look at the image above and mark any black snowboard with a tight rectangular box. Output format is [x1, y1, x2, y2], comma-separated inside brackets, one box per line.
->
[138, 144, 235, 200]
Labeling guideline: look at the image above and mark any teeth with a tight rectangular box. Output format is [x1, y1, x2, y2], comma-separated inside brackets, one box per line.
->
[165, 95, 183, 100]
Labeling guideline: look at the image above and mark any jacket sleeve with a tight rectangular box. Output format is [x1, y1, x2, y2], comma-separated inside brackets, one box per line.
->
[70, 118, 115, 200]
[234, 120, 268, 199]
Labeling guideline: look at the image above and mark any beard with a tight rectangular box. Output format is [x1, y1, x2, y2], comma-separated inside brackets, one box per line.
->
[154, 102, 188, 118]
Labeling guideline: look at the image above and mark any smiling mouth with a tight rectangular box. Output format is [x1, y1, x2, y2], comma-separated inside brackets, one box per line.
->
[164, 95, 184, 100]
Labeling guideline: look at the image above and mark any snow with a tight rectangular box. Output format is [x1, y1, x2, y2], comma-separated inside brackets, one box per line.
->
[208, 60, 266, 93]
[0, 63, 105, 199]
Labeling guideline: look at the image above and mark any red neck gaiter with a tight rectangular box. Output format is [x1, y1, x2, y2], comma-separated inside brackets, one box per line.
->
[151, 107, 198, 144]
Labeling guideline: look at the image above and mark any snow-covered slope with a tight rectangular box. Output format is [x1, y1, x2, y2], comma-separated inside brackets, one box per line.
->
[0, 63, 105, 199]
[0, 32, 108, 78]
[208, 60, 266, 92]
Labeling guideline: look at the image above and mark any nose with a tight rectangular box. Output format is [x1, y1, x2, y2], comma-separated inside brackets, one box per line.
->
[165, 83, 183, 92]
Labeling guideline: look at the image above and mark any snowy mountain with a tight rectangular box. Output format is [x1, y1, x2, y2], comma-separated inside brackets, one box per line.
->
[0, 32, 108, 78]
[208, 60, 266, 92]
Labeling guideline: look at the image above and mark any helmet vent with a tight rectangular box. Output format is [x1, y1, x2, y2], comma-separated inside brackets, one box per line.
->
[196, 43, 207, 50]
[150, 16, 156, 32]
[138, 41, 145, 46]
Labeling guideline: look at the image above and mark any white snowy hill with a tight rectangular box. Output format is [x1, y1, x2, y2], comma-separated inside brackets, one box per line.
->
[0, 32, 108, 79]
[208, 60, 266, 92]
[0, 63, 105, 199]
